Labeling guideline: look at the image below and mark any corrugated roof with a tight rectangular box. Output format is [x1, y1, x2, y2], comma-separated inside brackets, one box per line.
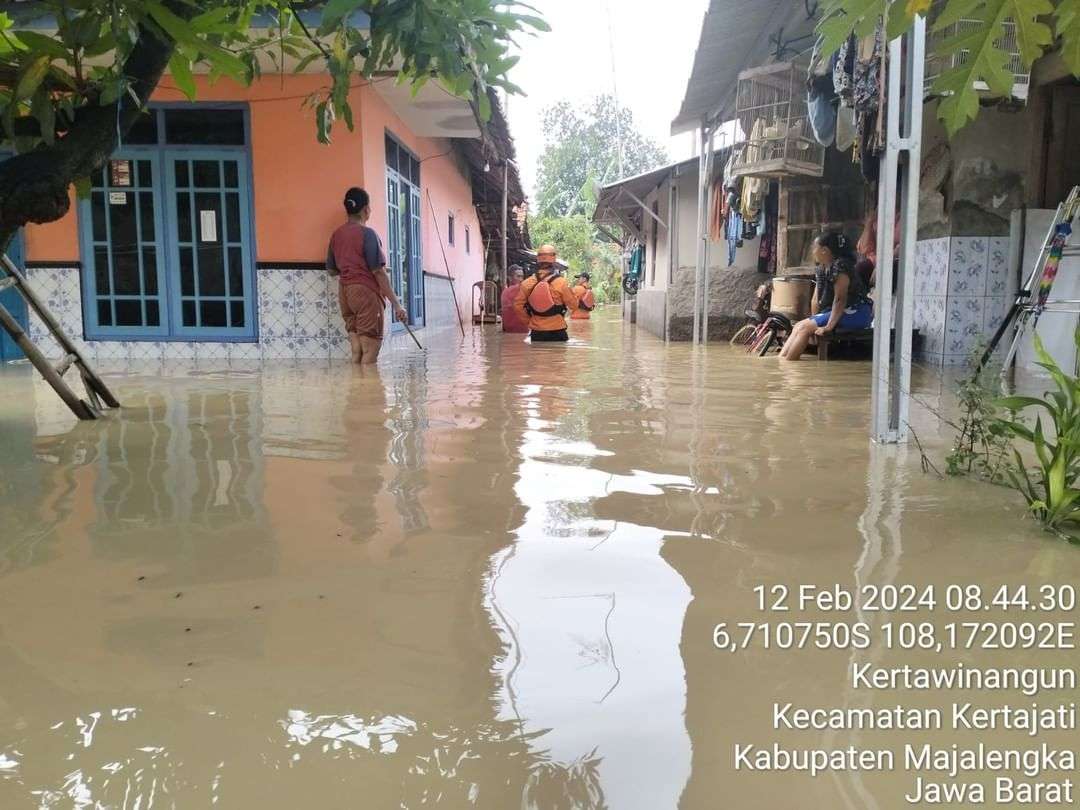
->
[593, 148, 730, 241]
[671, 0, 806, 135]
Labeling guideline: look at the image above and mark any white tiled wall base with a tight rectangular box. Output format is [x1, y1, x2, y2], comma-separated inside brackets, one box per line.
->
[22, 266, 366, 362]
[912, 237, 1015, 367]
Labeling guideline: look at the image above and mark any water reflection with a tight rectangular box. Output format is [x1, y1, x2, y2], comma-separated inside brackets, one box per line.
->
[486, 341, 693, 810]
[4, 317, 1080, 807]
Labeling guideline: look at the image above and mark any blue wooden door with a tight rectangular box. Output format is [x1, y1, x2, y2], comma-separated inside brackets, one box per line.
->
[164, 152, 255, 339]
[0, 152, 27, 362]
[386, 170, 404, 333]
[0, 231, 27, 362]
[80, 154, 170, 338]
[407, 186, 424, 327]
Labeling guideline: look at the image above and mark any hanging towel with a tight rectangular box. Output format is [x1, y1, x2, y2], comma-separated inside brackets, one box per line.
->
[709, 179, 726, 242]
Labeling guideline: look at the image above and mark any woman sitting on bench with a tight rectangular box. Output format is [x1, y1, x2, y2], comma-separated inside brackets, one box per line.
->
[779, 230, 872, 361]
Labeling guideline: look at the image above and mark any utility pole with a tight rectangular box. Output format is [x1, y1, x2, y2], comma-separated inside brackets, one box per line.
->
[502, 160, 509, 289]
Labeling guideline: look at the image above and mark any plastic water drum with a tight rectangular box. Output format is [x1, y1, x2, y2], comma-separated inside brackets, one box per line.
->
[771, 276, 814, 320]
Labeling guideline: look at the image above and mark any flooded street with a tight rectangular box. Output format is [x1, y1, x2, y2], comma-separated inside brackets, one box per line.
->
[2, 312, 1079, 809]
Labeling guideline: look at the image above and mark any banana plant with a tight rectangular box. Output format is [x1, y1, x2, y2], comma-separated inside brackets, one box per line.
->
[995, 328, 1080, 541]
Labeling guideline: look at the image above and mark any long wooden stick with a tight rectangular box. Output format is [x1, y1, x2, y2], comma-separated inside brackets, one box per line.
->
[425, 189, 467, 338]
[400, 318, 424, 350]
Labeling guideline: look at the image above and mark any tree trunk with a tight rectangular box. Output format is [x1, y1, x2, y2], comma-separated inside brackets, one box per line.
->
[0, 10, 186, 254]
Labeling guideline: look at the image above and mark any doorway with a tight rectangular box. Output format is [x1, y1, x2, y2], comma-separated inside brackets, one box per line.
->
[385, 133, 425, 329]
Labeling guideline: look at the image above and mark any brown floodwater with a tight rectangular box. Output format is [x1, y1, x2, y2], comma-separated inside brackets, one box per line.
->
[1, 312, 1078, 809]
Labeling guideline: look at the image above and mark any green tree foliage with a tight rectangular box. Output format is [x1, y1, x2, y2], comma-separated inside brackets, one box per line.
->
[534, 94, 667, 218]
[817, 0, 1080, 136]
[0, 1, 547, 246]
[530, 214, 622, 304]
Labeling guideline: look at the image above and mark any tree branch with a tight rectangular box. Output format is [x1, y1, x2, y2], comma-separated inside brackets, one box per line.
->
[0, 5, 190, 246]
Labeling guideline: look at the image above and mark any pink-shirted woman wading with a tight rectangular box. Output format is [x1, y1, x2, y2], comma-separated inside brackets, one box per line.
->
[326, 187, 407, 364]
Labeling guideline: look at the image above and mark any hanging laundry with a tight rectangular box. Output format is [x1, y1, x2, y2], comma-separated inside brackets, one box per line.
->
[726, 211, 743, 266]
[807, 73, 838, 147]
[709, 178, 726, 242]
[832, 33, 856, 104]
[853, 20, 886, 181]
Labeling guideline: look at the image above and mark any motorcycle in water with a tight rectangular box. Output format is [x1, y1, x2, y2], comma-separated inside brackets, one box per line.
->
[622, 244, 644, 296]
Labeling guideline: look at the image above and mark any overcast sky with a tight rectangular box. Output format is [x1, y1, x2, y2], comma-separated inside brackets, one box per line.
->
[504, 0, 709, 201]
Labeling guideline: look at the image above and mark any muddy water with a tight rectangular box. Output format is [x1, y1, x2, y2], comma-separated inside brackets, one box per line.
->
[1, 313, 1079, 809]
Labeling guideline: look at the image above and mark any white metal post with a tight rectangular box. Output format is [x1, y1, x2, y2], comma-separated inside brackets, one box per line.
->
[871, 16, 925, 443]
[693, 122, 711, 345]
[701, 126, 716, 344]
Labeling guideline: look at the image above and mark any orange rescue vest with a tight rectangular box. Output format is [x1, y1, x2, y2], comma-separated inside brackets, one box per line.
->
[526, 273, 567, 317]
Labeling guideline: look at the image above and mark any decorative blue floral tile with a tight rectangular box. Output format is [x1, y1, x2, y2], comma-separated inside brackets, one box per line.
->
[948, 237, 989, 297]
[985, 237, 1012, 297]
[945, 295, 985, 354]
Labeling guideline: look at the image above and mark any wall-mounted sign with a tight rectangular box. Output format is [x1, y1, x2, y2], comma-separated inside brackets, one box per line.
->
[108, 192, 128, 205]
[200, 210, 218, 243]
[109, 160, 132, 187]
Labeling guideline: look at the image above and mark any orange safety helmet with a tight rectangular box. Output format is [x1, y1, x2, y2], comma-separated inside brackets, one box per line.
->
[536, 244, 557, 263]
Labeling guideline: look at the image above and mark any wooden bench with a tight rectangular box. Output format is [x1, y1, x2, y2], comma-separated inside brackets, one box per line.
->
[815, 329, 874, 361]
[815, 328, 921, 360]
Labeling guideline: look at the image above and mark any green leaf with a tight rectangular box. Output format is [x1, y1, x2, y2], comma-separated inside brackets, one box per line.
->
[14, 54, 50, 102]
[14, 30, 70, 60]
[317, 0, 365, 35]
[168, 52, 196, 100]
[932, 0, 1014, 135]
[1010, 0, 1054, 66]
[1057, 0, 1080, 76]
[145, 1, 248, 80]
[30, 85, 54, 145]
[996, 395, 1050, 412]
[816, 0, 888, 61]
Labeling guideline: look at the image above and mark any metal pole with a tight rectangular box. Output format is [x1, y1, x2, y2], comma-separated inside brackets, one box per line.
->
[870, 16, 925, 443]
[502, 161, 509, 291]
[693, 122, 711, 345]
[701, 126, 716, 344]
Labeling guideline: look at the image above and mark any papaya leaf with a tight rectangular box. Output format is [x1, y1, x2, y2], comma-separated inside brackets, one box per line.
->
[1009, 0, 1054, 66]
[1058, 0, 1080, 75]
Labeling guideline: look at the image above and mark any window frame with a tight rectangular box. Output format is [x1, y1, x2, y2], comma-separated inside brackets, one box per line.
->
[465, 224, 470, 255]
[447, 212, 456, 246]
[77, 103, 259, 342]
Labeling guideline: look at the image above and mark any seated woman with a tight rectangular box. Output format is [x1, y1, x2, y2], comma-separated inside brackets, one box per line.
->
[779, 230, 872, 361]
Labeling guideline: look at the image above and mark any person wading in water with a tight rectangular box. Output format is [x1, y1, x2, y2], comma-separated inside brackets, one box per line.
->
[326, 187, 408, 364]
[513, 244, 578, 343]
[570, 272, 595, 321]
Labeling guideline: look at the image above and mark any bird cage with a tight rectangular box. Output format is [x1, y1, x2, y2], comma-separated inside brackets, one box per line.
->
[924, 0, 1031, 101]
[731, 62, 824, 179]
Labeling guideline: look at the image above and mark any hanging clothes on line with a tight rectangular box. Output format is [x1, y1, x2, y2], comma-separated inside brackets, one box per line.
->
[709, 178, 726, 242]
[853, 20, 885, 180]
[726, 211, 743, 266]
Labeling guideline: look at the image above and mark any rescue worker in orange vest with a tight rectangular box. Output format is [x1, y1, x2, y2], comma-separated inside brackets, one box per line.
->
[514, 244, 578, 343]
[570, 272, 595, 320]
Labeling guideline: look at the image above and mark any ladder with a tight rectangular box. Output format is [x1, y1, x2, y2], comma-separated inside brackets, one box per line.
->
[977, 186, 1080, 377]
[0, 252, 120, 420]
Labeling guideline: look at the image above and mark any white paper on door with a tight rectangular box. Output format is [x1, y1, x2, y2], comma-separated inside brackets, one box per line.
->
[200, 210, 218, 242]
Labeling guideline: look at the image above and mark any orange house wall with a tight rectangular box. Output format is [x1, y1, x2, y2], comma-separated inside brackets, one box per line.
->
[23, 75, 485, 323]
[357, 86, 483, 323]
